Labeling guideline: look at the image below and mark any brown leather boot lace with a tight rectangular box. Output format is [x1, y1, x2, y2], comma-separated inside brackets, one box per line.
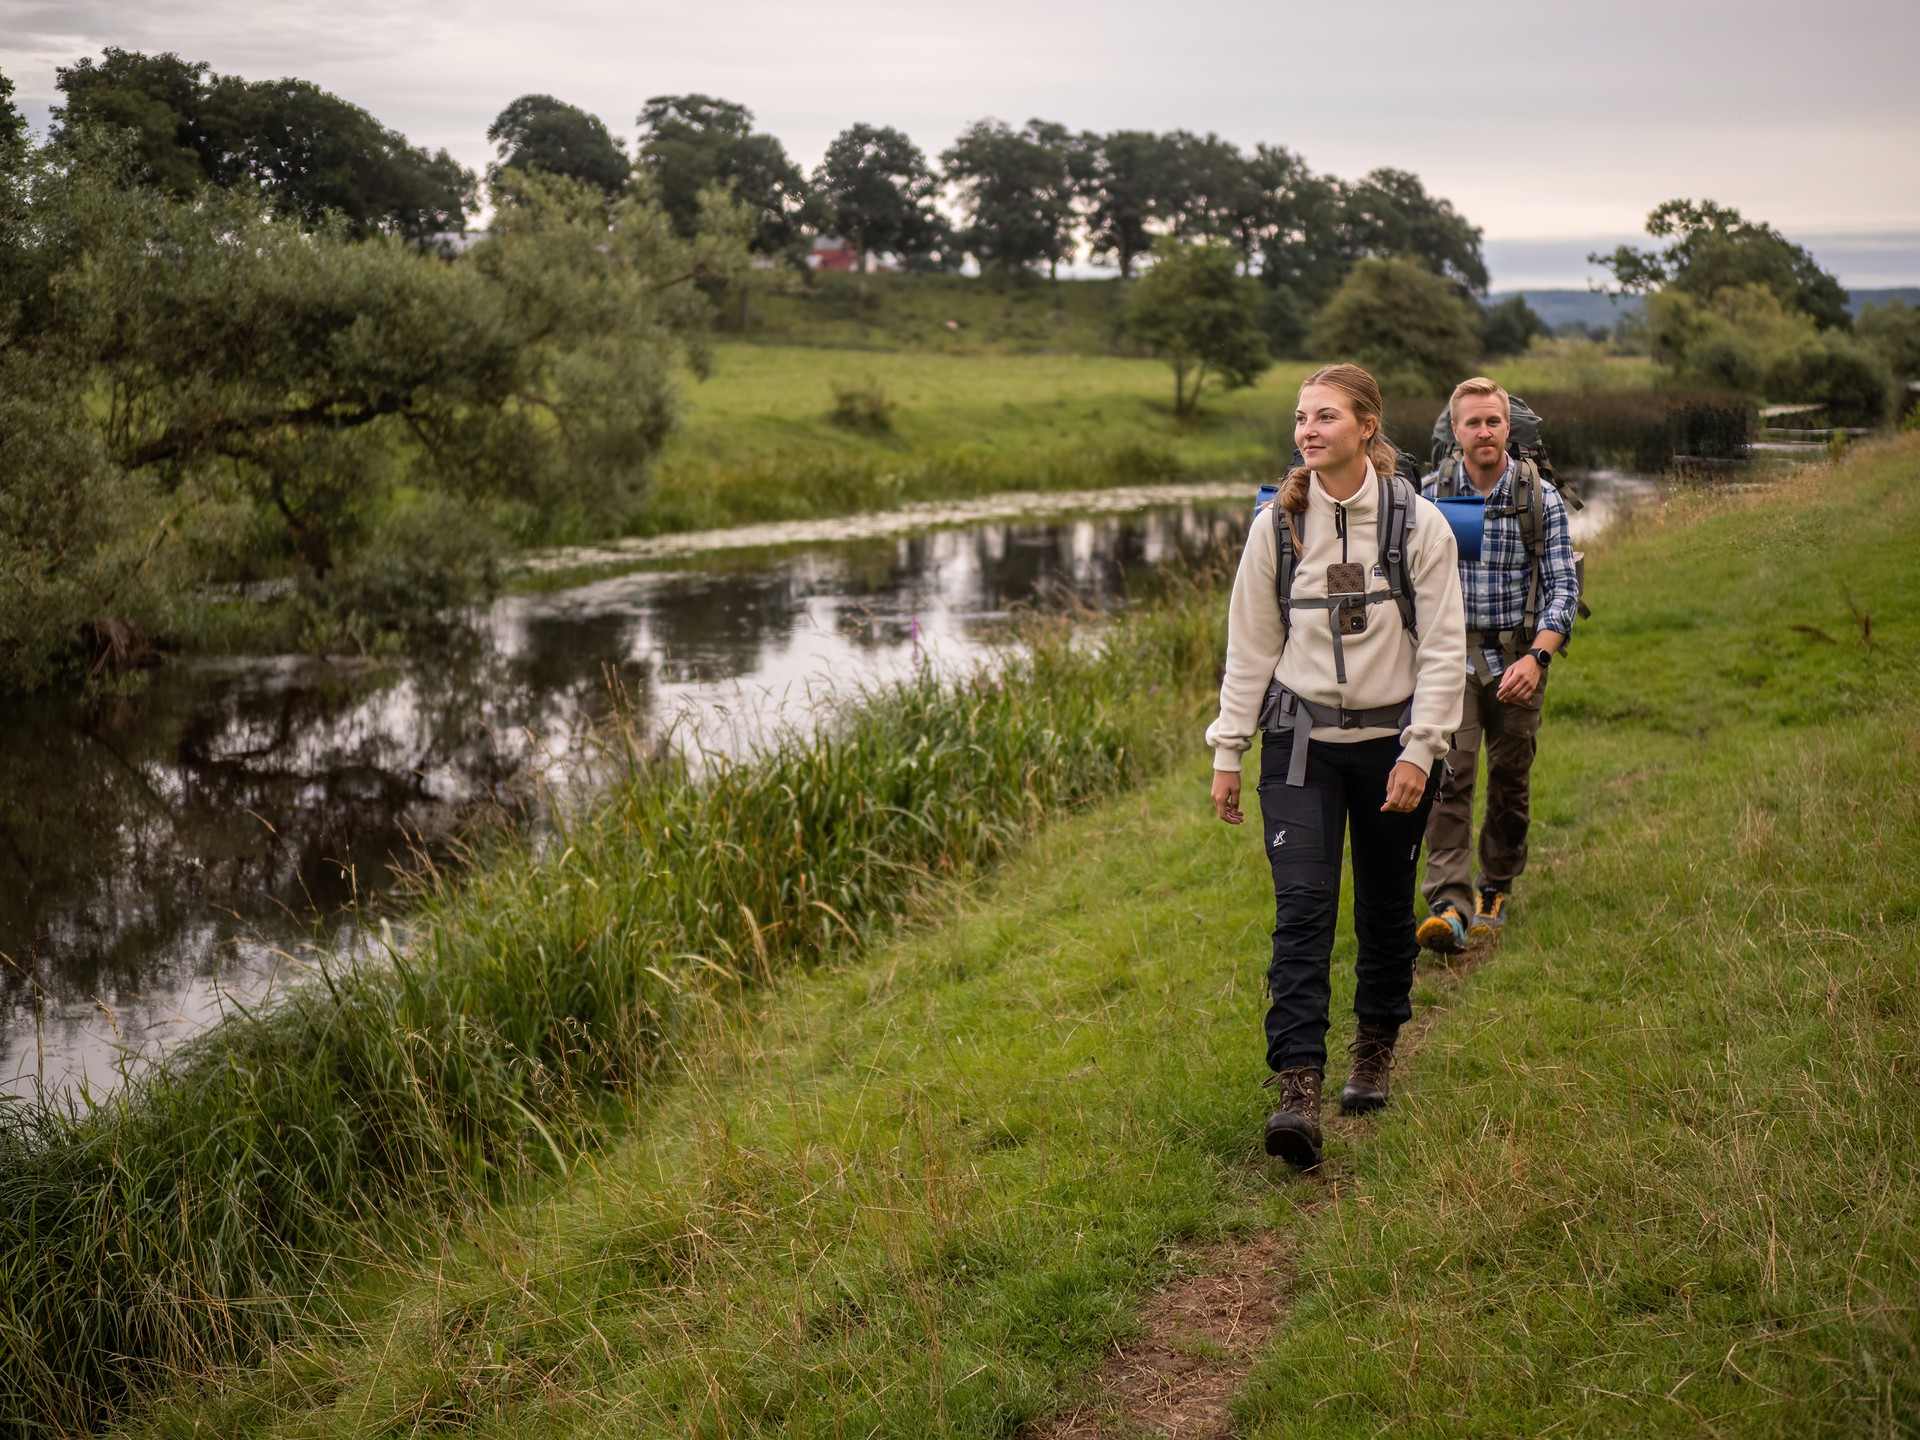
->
[1347, 1024, 1398, 1095]
[1264, 1065, 1324, 1119]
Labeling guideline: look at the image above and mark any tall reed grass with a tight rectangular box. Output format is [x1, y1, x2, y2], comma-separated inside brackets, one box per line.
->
[1383, 388, 1755, 473]
[639, 436, 1256, 534]
[0, 567, 1229, 1432]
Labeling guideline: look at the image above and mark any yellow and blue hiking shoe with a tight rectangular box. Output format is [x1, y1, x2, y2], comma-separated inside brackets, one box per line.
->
[1416, 904, 1468, 955]
[1470, 888, 1509, 941]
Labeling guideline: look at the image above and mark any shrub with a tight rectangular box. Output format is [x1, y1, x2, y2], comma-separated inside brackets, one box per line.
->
[1480, 294, 1546, 358]
[1650, 283, 1898, 426]
[1857, 299, 1920, 383]
[0, 356, 178, 692]
[826, 375, 898, 432]
[1307, 257, 1480, 396]
[1647, 283, 1804, 392]
[1764, 331, 1898, 428]
[303, 491, 502, 650]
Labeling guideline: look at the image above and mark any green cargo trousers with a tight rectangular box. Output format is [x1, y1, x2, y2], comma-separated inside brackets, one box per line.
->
[1421, 670, 1545, 915]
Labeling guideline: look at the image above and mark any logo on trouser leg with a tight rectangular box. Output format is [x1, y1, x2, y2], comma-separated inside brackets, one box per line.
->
[1271, 830, 1287, 848]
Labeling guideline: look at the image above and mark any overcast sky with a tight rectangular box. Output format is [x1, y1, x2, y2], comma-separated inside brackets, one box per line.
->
[5, 0, 1917, 288]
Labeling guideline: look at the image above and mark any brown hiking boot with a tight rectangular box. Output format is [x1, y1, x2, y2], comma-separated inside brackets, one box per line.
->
[1262, 1066, 1324, 1168]
[1339, 1022, 1399, 1115]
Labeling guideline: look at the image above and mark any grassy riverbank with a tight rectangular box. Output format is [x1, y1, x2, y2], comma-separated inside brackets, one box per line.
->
[99, 435, 1920, 1436]
[638, 347, 1297, 534]
[0, 568, 1228, 1432]
[638, 342, 1666, 534]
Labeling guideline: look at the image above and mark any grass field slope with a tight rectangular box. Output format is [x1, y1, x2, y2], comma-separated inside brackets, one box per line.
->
[729, 273, 1136, 355]
[641, 327, 1658, 535]
[123, 438, 1918, 1438]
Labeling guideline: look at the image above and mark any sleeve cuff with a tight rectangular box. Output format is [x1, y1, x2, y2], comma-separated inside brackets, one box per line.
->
[1212, 746, 1245, 773]
[1396, 734, 1448, 772]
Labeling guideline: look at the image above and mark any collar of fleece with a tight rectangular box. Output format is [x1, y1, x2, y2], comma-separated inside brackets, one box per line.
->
[1307, 460, 1381, 522]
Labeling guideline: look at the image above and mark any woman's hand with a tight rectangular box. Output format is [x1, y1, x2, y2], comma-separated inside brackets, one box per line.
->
[1211, 769, 1244, 825]
[1380, 760, 1429, 813]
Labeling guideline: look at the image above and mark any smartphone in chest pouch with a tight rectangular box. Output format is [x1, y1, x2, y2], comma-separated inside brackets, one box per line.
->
[1327, 562, 1368, 636]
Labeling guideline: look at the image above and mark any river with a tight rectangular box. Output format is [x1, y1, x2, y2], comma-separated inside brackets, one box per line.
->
[0, 474, 1651, 1096]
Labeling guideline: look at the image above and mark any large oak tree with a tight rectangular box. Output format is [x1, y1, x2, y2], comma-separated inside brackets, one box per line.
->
[809, 123, 946, 269]
[488, 93, 630, 198]
[636, 94, 805, 258]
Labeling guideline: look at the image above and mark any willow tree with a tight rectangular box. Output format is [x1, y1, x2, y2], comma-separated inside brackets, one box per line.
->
[0, 136, 751, 689]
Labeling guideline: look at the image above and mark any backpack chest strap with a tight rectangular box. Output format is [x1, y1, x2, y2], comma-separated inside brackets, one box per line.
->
[1290, 589, 1404, 683]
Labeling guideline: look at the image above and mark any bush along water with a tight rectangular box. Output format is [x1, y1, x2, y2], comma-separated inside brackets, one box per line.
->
[0, 573, 1226, 1432]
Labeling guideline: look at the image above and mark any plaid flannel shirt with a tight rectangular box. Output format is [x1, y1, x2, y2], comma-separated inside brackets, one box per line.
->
[1421, 457, 1579, 677]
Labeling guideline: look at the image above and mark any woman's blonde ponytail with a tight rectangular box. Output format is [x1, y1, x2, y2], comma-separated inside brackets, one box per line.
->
[1367, 432, 1402, 487]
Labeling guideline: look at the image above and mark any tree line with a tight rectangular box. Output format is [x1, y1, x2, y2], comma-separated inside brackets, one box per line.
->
[38, 50, 1491, 348]
[1592, 200, 1918, 429]
[494, 95, 1493, 357]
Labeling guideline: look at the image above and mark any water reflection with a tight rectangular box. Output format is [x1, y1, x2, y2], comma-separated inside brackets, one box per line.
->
[1, 496, 1245, 1095]
[1563, 469, 1658, 545]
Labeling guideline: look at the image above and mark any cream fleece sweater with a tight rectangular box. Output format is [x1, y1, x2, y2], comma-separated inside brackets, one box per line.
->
[1206, 465, 1466, 774]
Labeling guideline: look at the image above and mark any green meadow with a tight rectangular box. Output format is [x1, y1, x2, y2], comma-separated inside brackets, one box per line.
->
[640, 344, 1300, 533]
[641, 324, 1659, 534]
[93, 434, 1919, 1437]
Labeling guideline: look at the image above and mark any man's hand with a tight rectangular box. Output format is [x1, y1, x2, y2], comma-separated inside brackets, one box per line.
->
[1211, 769, 1244, 825]
[1496, 655, 1543, 705]
[1380, 760, 1429, 813]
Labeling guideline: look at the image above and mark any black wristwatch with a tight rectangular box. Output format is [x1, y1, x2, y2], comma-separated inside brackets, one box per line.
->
[1527, 647, 1554, 669]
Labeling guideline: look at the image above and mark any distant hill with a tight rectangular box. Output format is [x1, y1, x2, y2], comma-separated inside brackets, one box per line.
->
[1493, 286, 1920, 330]
[1489, 290, 1642, 333]
[1847, 286, 1920, 314]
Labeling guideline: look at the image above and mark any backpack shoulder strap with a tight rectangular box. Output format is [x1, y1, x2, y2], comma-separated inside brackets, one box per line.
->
[1514, 459, 1545, 639]
[1376, 470, 1418, 637]
[1270, 498, 1296, 638]
[1513, 459, 1544, 559]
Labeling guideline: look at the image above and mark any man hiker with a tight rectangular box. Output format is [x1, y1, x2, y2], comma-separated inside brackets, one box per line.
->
[1416, 377, 1580, 953]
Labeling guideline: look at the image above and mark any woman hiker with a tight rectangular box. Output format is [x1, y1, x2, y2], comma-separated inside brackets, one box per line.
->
[1206, 364, 1466, 1169]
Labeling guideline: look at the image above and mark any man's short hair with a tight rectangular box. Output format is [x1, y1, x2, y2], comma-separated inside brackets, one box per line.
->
[1449, 376, 1511, 422]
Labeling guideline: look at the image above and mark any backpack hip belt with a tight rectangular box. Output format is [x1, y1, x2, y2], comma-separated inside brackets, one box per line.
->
[1259, 681, 1414, 788]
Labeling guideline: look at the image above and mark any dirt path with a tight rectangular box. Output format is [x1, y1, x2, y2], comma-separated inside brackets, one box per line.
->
[1032, 941, 1495, 1439]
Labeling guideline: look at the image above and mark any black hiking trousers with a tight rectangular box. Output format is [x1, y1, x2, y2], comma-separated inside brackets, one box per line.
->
[1256, 729, 1441, 1073]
